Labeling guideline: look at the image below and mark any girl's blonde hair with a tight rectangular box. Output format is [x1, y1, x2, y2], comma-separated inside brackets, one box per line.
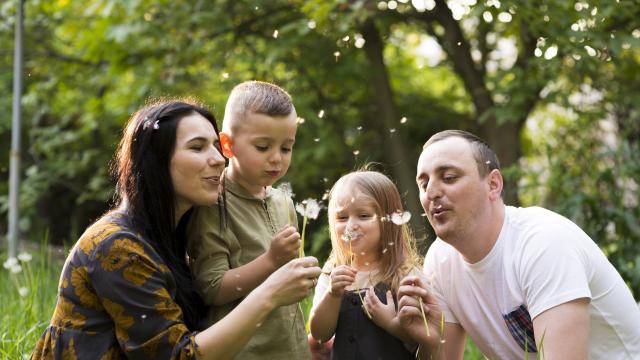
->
[325, 170, 421, 291]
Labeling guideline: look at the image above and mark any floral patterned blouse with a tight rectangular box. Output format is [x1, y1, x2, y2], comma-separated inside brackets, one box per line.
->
[31, 212, 200, 359]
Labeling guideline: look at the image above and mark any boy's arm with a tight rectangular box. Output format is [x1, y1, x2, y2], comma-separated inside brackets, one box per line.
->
[211, 225, 301, 305]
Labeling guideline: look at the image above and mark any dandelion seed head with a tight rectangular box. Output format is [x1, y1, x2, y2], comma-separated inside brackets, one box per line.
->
[390, 211, 412, 225]
[3, 257, 18, 269]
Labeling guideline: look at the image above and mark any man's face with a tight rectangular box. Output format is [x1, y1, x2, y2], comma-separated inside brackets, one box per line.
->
[416, 136, 490, 241]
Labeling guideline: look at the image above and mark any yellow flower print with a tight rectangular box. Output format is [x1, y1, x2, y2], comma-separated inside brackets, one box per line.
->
[62, 338, 78, 360]
[70, 266, 101, 310]
[100, 238, 144, 272]
[102, 298, 134, 343]
[154, 288, 183, 321]
[51, 297, 86, 329]
[79, 222, 122, 255]
[98, 347, 121, 360]
[122, 252, 153, 286]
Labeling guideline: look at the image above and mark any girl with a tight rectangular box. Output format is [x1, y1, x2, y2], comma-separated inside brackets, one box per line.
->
[32, 99, 321, 360]
[309, 170, 421, 359]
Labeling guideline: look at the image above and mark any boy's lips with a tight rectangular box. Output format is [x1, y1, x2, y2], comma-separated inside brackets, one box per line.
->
[265, 170, 280, 177]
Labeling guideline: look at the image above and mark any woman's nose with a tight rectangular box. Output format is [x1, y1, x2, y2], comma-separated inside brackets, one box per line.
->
[208, 146, 225, 166]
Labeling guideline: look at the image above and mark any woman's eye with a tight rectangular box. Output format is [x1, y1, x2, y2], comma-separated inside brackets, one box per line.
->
[191, 145, 203, 151]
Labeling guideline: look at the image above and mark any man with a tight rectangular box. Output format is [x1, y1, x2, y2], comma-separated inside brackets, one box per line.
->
[398, 130, 640, 359]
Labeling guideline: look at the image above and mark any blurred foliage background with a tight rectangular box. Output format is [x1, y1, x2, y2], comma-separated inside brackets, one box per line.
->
[1, 0, 639, 296]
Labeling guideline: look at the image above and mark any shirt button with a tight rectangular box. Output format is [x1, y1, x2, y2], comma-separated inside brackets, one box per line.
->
[348, 335, 355, 343]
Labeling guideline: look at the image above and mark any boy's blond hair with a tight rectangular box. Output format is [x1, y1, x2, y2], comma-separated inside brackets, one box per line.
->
[325, 170, 421, 292]
[223, 80, 295, 133]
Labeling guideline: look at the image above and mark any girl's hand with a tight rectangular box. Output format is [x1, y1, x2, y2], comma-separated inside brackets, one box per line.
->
[328, 265, 356, 298]
[364, 287, 397, 329]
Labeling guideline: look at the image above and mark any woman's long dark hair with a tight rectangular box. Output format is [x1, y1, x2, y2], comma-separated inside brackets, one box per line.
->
[113, 99, 220, 330]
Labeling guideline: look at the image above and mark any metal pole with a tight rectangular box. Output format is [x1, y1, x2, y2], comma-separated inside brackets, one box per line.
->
[8, 0, 24, 258]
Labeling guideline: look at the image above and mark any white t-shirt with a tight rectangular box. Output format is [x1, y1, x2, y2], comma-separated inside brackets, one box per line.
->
[424, 206, 640, 359]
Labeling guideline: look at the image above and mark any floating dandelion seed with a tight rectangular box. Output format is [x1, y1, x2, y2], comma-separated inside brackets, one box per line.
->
[584, 45, 597, 57]
[323, 177, 328, 183]
[543, 15, 550, 22]
[314, 138, 320, 142]
[353, 150, 360, 156]
[307, 20, 317, 29]
[334, 51, 341, 61]
[389, 128, 396, 133]
[544, 45, 558, 60]
[457, 42, 462, 46]
[377, 1, 388, 10]
[365, 262, 369, 266]
[382, 248, 388, 254]
[357, 126, 363, 130]
[296, 117, 306, 124]
[400, 117, 408, 124]
[222, 72, 230, 79]
[141, 314, 147, 319]
[421, 213, 428, 217]
[485, 161, 491, 165]
[483, 11, 493, 22]
[273, 30, 279, 38]
[390, 211, 412, 225]
[360, 252, 366, 256]
[388, 242, 394, 246]
[355, 36, 366, 48]
[388, 1, 398, 10]
[322, 191, 329, 201]
[236, 286, 243, 292]
[342, 35, 350, 42]
[256, 322, 262, 327]
[318, 110, 325, 118]
[534, 48, 543, 57]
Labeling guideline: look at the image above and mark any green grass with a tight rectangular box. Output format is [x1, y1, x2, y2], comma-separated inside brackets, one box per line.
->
[0, 245, 63, 359]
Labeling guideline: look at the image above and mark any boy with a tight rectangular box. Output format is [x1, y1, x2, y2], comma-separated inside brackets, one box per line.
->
[187, 81, 310, 359]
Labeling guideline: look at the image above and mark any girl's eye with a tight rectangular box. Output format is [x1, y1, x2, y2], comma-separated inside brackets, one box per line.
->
[255, 145, 268, 152]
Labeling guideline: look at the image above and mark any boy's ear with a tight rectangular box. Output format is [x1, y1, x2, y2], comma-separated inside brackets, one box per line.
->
[219, 132, 234, 158]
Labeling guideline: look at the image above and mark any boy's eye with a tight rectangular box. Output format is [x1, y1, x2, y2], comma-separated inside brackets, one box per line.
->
[281, 147, 292, 153]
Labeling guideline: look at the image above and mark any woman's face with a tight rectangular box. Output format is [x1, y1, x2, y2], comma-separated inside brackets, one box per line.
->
[170, 113, 225, 215]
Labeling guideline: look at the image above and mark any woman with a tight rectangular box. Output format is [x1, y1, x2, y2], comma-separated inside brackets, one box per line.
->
[32, 99, 321, 359]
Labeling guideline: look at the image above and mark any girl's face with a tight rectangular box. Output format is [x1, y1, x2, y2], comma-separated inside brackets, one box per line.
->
[331, 184, 382, 265]
[170, 113, 226, 216]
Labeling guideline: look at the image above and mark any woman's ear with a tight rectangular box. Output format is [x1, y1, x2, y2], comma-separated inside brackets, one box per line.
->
[220, 132, 234, 158]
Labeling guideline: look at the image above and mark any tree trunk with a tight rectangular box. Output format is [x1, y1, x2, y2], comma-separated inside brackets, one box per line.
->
[361, 18, 427, 238]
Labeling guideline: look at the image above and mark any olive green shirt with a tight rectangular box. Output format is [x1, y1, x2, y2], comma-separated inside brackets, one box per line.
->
[187, 177, 310, 360]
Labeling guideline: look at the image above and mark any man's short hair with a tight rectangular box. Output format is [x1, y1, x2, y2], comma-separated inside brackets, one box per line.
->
[423, 129, 500, 177]
[223, 80, 294, 132]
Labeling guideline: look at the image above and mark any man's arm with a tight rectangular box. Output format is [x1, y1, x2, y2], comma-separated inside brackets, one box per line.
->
[532, 298, 590, 360]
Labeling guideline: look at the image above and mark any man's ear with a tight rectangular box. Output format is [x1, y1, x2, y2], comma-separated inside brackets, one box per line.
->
[487, 169, 503, 201]
[219, 132, 234, 158]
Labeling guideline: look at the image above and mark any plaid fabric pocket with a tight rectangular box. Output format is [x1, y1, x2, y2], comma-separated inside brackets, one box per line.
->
[502, 304, 537, 353]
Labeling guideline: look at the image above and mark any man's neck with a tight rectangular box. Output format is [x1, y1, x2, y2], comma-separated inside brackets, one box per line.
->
[456, 203, 506, 264]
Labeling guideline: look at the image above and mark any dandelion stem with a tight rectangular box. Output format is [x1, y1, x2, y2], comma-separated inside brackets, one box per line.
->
[418, 297, 431, 337]
[299, 214, 308, 258]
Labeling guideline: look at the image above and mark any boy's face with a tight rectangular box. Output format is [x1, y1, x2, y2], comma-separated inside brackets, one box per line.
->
[226, 111, 297, 196]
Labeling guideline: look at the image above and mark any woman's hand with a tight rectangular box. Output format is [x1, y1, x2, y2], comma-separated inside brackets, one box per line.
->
[328, 265, 356, 298]
[259, 256, 321, 307]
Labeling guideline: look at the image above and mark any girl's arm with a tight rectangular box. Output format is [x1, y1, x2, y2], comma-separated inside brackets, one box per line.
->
[309, 265, 357, 342]
[196, 257, 321, 360]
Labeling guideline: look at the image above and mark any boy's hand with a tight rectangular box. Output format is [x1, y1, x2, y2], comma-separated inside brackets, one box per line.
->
[267, 225, 301, 267]
[328, 265, 356, 298]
